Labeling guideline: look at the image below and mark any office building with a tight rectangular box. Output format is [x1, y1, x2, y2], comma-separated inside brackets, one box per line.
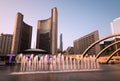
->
[74, 30, 100, 55]
[110, 18, 120, 55]
[36, 7, 58, 54]
[66, 46, 74, 54]
[0, 33, 13, 55]
[11, 13, 32, 54]
[110, 17, 120, 35]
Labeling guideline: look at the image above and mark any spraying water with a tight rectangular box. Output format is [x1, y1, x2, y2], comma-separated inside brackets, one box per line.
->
[16, 53, 100, 73]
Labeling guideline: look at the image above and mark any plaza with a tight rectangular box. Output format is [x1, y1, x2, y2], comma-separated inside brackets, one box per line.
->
[1, 1, 120, 81]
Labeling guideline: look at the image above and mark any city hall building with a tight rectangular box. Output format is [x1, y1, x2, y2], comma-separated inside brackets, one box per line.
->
[36, 7, 58, 54]
[11, 13, 32, 54]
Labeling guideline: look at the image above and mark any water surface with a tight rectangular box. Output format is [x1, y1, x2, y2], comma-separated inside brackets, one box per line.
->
[0, 64, 120, 81]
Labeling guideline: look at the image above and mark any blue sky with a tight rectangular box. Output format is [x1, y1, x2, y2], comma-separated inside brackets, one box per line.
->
[0, 0, 120, 50]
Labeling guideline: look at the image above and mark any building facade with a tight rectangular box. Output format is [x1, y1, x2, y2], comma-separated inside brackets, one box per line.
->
[74, 30, 100, 55]
[100, 41, 114, 56]
[100, 38, 120, 56]
[66, 46, 74, 54]
[0, 33, 13, 55]
[11, 13, 32, 54]
[36, 7, 58, 54]
[110, 17, 120, 35]
[110, 18, 120, 56]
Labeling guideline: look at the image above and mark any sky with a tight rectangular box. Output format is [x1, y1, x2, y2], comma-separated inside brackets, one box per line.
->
[0, 0, 120, 50]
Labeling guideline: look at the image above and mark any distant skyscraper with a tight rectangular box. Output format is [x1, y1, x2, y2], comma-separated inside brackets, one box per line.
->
[60, 33, 63, 52]
[110, 17, 120, 35]
[36, 7, 58, 54]
[74, 30, 100, 55]
[11, 13, 32, 54]
[0, 33, 13, 55]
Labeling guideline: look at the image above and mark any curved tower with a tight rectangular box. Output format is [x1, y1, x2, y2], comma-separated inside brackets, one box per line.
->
[11, 13, 32, 54]
[36, 7, 58, 54]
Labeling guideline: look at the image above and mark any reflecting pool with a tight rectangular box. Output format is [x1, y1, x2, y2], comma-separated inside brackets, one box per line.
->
[0, 64, 120, 81]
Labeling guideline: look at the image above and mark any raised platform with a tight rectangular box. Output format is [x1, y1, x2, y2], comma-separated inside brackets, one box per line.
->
[10, 69, 102, 75]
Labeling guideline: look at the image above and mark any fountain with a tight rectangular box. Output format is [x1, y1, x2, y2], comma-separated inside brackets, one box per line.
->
[11, 53, 101, 74]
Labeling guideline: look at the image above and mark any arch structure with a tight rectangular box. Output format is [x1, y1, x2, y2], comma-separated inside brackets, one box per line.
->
[82, 34, 120, 57]
[106, 48, 120, 63]
[95, 40, 120, 60]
